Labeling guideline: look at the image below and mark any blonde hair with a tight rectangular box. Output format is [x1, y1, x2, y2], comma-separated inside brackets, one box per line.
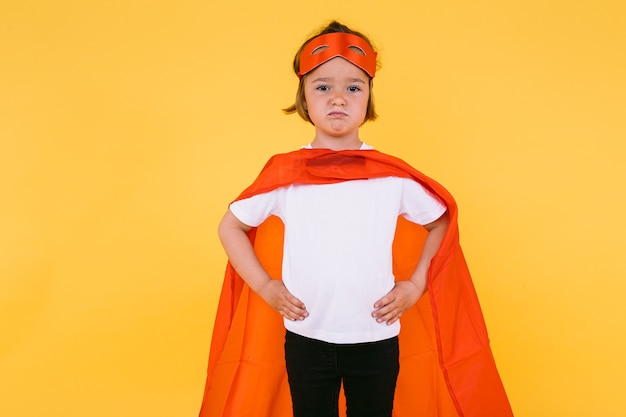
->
[283, 21, 380, 124]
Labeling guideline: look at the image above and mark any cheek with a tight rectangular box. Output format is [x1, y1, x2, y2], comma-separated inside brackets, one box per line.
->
[359, 95, 370, 112]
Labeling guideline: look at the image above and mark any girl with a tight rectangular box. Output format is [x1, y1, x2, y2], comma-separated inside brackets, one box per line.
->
[199, 21, 512, 417]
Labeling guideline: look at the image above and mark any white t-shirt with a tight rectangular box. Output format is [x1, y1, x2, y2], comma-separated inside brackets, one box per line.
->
[230, 146, 447, 344]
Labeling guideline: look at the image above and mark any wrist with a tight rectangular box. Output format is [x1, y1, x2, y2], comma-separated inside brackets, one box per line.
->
[251, 276, 273, 296]
[408, 276, 427, 296]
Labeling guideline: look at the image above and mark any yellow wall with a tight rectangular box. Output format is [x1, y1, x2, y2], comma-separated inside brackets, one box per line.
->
[1, 1, 624, 416]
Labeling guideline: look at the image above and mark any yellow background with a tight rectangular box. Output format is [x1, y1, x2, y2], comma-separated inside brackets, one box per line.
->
[1, 1, 625, 416]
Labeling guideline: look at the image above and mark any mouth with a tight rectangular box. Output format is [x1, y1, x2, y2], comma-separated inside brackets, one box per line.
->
[328, 111, 348, 118]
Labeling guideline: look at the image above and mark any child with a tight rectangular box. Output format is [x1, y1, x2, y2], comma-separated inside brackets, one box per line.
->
[199, 21, 512, 417]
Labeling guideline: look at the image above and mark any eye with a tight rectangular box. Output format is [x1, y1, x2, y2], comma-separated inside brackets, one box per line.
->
[316, 85, 330, 91]
[348, 86, 361, 92]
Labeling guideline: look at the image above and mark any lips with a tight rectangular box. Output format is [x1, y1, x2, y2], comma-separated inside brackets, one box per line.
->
[328, 111, 348, 117]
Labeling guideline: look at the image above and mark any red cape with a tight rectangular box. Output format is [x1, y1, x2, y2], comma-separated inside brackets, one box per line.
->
[199, 149, 513, 417]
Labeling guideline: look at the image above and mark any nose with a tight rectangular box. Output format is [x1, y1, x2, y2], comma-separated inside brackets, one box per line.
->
[330, 92, 346, 106]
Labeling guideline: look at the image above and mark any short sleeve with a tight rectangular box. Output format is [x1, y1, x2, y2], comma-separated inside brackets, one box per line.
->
[229, 189, 283, 227]
[399, 178, 447, 225]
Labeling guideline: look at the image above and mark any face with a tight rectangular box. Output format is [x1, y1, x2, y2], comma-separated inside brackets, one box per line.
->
[303, 57, 370, 145]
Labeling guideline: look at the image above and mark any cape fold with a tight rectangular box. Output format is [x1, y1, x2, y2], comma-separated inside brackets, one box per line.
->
[199, 149, 513, 417]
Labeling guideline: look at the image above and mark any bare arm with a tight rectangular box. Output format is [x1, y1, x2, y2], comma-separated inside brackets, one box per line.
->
[372, 210, 450, 325]
[218, 210, 308, 321]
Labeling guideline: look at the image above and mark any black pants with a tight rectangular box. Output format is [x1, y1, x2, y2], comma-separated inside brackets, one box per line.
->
[284, 331, 400, 417]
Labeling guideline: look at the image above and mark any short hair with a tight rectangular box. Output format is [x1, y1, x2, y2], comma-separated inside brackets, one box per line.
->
[283, 21, 380, 124]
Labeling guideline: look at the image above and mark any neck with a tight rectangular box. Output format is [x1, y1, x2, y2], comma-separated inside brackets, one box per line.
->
[310, 135, 363, 151]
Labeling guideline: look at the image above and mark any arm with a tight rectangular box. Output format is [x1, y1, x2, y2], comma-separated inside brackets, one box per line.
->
[218, 210, 309, 321]
[372, 210, 450, 325]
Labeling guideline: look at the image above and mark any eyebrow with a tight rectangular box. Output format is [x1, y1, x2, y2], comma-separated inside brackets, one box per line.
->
[311, 77, 367, 84]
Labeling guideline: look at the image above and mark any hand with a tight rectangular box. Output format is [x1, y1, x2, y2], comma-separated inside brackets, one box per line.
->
[372, 281, 423, 325]
[257, 280, 309, 321]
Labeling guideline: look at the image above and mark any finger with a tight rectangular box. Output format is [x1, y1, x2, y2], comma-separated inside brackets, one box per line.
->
[373, 293, 394, 309]
[282, 298, 308, 320]
[280, 309, 299, 321]
[280, 309, 298, 321]
[281, 306, 307, 321]
[373, 304, 396, 322]
[379, 308, 403, 325]
[386, 312, 402, 325]
[285, 293, 307, 310]
[287, 306, 308, 320]
[372, 293, 399, 317]
[284, 293, 308, 317]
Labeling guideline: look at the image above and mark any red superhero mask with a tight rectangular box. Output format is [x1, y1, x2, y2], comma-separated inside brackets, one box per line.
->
[297, 32, 377, 78]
